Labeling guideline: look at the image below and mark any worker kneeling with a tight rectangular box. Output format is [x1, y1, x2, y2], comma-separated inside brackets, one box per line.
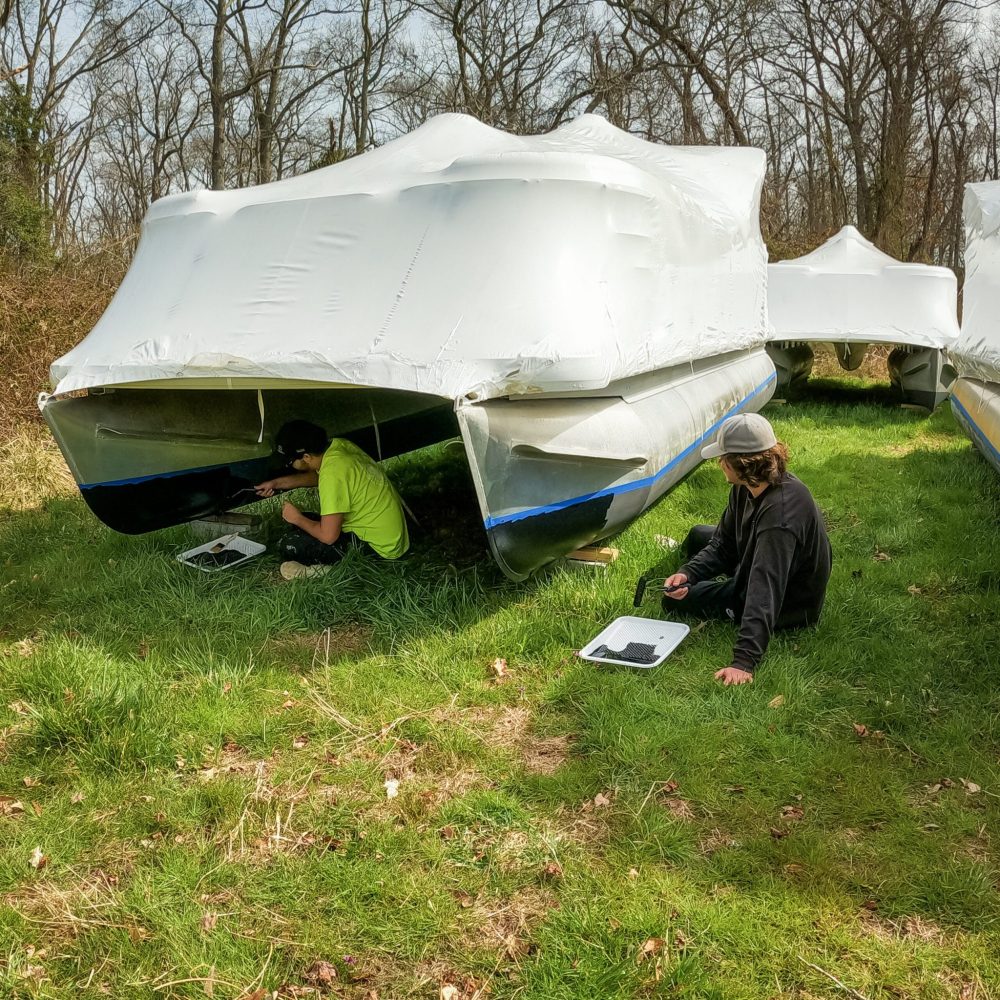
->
[255, 420, 409, 580]
[663, 413, 832, 686]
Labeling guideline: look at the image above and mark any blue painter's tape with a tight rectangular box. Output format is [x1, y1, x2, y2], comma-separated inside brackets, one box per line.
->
[80, 462, 234, 490]
[483, 370, 778, 530]
[951, 393, 1000, 466]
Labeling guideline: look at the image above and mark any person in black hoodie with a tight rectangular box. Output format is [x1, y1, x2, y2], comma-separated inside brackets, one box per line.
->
[663, 412, 832, 686]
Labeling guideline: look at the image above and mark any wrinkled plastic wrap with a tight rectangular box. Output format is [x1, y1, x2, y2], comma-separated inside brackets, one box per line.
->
[768, 226, 959, 349]
[49, 114, 768, 400]
[951, 182, 1000, 382]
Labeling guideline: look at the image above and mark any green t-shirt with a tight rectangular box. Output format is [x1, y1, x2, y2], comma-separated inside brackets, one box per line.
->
[317, 439, 409, 559]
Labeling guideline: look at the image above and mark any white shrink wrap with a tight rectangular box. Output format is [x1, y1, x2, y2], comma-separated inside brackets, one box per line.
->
[952, 182, 1000, 382]
[768, 225, 959, 349]
[49, 113, 768, 400]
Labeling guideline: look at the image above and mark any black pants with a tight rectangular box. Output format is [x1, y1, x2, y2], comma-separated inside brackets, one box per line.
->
[663, 524, 743, 622]
[277, 512, 354, 566]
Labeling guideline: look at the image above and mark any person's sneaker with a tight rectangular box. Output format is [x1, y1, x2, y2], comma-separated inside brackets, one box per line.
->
[279, 560, 332, 581]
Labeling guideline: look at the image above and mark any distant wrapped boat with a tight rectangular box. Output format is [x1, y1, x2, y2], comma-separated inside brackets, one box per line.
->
[950, 182, 1000, 476]
[766, 226, 959, 410]
[41, 114, 774, 579]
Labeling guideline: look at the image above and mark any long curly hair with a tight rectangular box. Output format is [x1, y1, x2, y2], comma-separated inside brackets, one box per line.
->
[724, 442, 790, 488]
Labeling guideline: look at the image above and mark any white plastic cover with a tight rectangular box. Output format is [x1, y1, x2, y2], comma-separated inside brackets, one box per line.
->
[767, 225, 959, 349]
[951, 182, 1000, 382]
[50, 114, 768, 400]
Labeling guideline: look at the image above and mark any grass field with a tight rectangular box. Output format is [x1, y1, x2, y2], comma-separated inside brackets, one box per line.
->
[2, 379, 999, 999]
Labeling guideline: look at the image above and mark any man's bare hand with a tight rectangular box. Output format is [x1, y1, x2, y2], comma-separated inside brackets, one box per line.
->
[255, 479, 278, 497]
[281, 501, 302, 525]
[663, 572, 689, 600]
[715, 666, 754, 686]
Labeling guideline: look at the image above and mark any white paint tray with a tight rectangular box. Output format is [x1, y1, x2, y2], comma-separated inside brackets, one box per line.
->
[177, 533, 266, 573]
[579, 615, 690, 669]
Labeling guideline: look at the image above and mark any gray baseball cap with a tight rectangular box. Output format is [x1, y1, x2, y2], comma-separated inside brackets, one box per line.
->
[701, 412, 777, 459]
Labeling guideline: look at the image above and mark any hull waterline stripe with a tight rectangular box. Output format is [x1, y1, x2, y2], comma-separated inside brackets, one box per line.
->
[80, 460, 241, 490]
[483, 370, 778, 530]
[951, 393, 1000, 466]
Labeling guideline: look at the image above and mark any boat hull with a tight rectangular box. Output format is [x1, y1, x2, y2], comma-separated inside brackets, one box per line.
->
[42, 349, 777, 578]
[41, 385, 458, 533]
[458, 348, 776, 579]
[951, 378, 1000, 476]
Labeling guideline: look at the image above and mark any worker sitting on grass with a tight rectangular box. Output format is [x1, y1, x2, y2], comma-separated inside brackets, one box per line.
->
[662, 412, 832, 686]
[254, 420, 409, 581]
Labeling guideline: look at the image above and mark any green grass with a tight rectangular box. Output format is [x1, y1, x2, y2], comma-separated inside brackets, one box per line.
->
[1, 387, 999, 998]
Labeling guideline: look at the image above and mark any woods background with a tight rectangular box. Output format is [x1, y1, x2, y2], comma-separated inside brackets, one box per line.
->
[2, 0, 1000, 431]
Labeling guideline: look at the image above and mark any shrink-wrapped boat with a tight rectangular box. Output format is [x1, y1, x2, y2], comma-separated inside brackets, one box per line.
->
[41, 114, 774, 579]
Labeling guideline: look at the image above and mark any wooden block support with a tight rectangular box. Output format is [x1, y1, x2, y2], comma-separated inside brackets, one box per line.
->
[565, 545, 619, 564]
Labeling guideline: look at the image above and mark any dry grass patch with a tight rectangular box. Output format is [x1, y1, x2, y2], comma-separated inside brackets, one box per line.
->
[5, 863, 141, 946]
[466, 886, 557, 961]
[1, 426, 75, 512]
[265, 625, 373, 669]
[858, 909, 957, 946]
[431, 702, 574, 777]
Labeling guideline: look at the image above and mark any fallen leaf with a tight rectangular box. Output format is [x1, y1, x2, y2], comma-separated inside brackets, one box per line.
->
[861, 899, 879, 911]
[454, 891, 475, 908]
[0, 797, 25, 816]
[198, 767, 219, 782]
[627, 867, 639, 879]
[303, 960, 338, 985]
[852, 723, 868, 737]
[653, 535, 678, 550]
[780, 805, 804, 821]
[440, 987, 460, 1000]
[281, 699, 296, 709]
[593, 791, 611, 808]
[22, 777, 40, 788]
[439, 825, 456, 840]
[31, 801, 43, 817]
[769, 827, 789, 840]
[907, 584, 923, 596]
[15, 638, 35, 657]
[137, 641, 150, 660]
[873, 548, 892, 562]
[725, 784, 745, 795]
[665, 798, 695, 821]
[28, 846, 47, 869]
[490, 658, 509, 681]
[673, 930, 688, 949]
[661, 780, 679, 794]
[768, 694, 785, 708]
[126, 923, 152, 942]
[70, 792, 85, 805]
[784, 862, 805, 874]
[200, 912, 218, 933]
[384, 778, 400, 799]
[962, 779, 981, 795]
[922, 823, 940, 831]
[543, 861, 563, 878]
[292, 734, 309, 749]
[7, 700, 30, 715]
[222, 682, 232, 695]
[637, 937, 665, 960]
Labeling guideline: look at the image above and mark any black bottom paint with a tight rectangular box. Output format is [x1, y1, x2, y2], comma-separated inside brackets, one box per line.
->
[81, 457, 274, 534]
[488, 493, 617, 579]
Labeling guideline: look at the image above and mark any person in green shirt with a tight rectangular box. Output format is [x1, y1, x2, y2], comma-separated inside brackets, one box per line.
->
[254, 420, 409, 580]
